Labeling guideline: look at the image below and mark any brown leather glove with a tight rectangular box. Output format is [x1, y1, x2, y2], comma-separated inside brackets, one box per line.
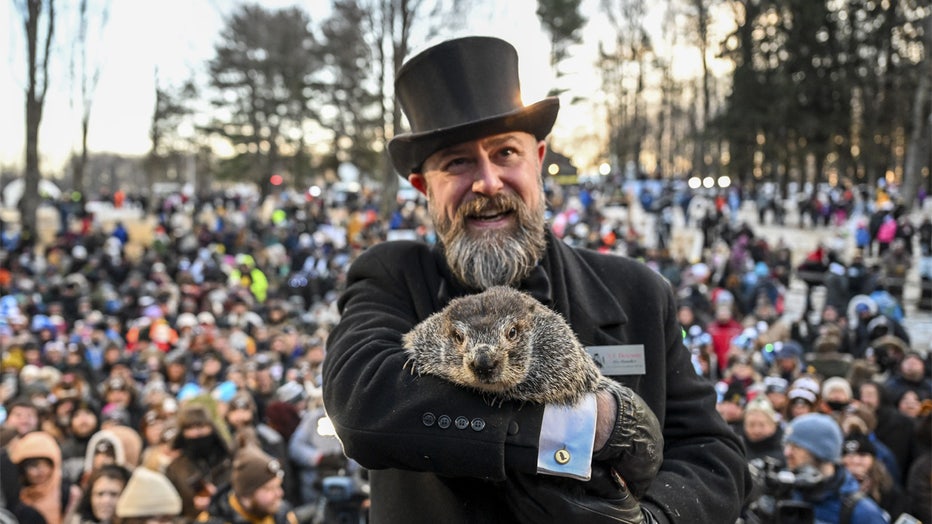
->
[592, 380, 663, 498]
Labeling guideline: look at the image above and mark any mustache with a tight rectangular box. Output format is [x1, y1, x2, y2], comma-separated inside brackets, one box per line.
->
[457, 194, 521, 219]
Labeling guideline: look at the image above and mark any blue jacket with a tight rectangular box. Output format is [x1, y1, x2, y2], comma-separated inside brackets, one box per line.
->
[792, 468, 889, 524]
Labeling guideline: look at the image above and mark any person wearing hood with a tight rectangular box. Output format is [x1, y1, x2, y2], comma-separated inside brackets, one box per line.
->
[8, 430, 76, 524]
[164, 402, 233, 520]
[75, 428, 141, 489]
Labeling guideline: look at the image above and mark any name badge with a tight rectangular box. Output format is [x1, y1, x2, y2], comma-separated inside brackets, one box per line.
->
[586, 345, 646, 376]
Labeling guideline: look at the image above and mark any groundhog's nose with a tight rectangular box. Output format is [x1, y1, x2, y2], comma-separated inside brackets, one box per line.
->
[470, 351, 497, 377]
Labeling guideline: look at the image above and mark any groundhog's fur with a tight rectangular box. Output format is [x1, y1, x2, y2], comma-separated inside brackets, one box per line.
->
[403, 286, 608, 405]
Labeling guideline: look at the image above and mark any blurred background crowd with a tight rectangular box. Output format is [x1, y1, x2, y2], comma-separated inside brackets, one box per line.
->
[0, 179, 930, 523]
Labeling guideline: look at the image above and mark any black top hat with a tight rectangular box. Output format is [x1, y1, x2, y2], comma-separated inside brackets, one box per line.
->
[388, 36, 559, 174]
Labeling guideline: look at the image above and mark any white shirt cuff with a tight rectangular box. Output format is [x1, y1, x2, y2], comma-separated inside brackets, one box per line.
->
[536, 393, 597, 480]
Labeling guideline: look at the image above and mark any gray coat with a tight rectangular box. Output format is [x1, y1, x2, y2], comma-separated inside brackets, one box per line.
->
[322, 232, 749, 523]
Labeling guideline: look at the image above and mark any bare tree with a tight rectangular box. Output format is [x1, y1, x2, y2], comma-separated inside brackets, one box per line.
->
[360, 0, 467, 218]
[69, 0, 109, 198]
[15, 0, 55, 243]
[901, 11, 932, 210]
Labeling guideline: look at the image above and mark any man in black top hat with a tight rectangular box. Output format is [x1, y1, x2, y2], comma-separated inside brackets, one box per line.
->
[323, 36, 748, 523]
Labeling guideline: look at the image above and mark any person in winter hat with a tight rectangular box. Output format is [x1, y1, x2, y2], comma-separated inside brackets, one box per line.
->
[197, 442, 297, 524]
[8, 430, 73, 524]
[782, 414, 890, 523]
[164, 402, 232, 520]
[221, 391, 296, 505]
[114, 467, 182, 524]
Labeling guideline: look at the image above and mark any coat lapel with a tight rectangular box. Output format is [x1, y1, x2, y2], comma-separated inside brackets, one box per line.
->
[544, 235, 629, 347]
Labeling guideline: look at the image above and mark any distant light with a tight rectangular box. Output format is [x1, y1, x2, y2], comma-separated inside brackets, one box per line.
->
[316, 416, 336, 437]
[718, 176, 731, 188]
[688, 177, 702, 189]
[548, 163, 560, 175]
[599, 163, 611, 176]
[270, 174, 283, 186]
[702, 177, 715, 189]
[308, 185, 322, 198]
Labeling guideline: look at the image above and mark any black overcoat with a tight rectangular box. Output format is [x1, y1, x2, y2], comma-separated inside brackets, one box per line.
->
[322, 231, 749, 523]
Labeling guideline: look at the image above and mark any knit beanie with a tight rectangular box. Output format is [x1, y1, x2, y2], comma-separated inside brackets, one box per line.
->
[115, 467, 182, 518]
[821, 377, 853, 400]
[232, 445, 284, 498]
[784, 413, 843, 463]
[843, 432, 876, 457]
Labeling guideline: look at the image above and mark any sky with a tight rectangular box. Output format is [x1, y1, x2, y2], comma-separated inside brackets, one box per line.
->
[0, 1, 723, 178]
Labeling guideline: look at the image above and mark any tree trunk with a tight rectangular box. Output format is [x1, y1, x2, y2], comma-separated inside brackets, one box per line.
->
[900, 13, 931, 212]
[19, 0, 54, 245]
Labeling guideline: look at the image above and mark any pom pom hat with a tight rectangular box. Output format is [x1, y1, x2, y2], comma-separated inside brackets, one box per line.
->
[232, 445, 284, 497]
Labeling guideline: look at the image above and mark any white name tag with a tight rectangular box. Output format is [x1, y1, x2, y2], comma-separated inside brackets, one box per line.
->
[586, 345, 646, 376]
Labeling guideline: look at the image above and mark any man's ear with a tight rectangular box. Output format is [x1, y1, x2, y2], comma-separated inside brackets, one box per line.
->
[537, 141, 547, 166]
[408, 174, 428, 197]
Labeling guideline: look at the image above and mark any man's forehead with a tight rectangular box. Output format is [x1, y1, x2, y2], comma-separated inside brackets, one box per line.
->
[424, 132, 536, 165]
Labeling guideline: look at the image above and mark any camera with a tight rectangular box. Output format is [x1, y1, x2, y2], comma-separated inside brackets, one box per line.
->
[742, 458, 821, 524]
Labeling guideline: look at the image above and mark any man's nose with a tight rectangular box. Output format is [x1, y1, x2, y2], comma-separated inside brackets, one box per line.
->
[472, 156, 504, 195]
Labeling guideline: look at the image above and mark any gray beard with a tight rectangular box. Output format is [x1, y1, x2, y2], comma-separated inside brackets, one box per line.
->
[433, 193, 547, 290]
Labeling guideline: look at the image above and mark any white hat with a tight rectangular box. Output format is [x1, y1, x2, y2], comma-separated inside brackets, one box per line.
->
[115, 467, 182, 518]
[176, 313, 197, 329]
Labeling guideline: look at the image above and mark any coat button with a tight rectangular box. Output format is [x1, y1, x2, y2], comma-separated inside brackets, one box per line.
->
[437, 415, 452, 429]
[507, 421, 519, 435]
[470, 418, 486, 431]
[454, 416, 469, 430]
[422, 413, 436, 427]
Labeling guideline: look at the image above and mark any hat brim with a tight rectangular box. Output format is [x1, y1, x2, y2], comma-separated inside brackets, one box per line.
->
[388, 97, 559, 175]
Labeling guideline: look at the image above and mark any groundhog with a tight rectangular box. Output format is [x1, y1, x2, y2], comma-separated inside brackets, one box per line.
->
[402, 286, 609, 405]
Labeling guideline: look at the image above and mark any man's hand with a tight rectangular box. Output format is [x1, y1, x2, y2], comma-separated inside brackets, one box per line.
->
[505, 467, 657, 523]
[593, 381, 663, 498]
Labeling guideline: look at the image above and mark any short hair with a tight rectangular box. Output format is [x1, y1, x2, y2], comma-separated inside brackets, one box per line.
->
[4, 397, 37, 414]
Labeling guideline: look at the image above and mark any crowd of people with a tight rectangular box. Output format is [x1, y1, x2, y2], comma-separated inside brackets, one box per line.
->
[0, 172, 929, 523]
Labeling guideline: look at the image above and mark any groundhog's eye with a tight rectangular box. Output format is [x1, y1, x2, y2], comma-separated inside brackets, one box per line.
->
[506, 326, 518, 340]
[451, 329, 465, 345]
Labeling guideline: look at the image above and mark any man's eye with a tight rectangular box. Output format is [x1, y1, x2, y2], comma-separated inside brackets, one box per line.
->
[440, 158, 469, 173]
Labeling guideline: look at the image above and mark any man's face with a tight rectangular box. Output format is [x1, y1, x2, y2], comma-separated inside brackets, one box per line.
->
[410, 132, 548, 290]
[783, 443, 816, 471]
[5, 406, 39, 436]
[71, 408, 98, 437]
[901, 356, 925, 382]
[247, 476, 284, 516]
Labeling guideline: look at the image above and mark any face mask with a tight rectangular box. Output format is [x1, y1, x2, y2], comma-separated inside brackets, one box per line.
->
[825, 400, 849, 412]
[184, 434, 216, 458]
